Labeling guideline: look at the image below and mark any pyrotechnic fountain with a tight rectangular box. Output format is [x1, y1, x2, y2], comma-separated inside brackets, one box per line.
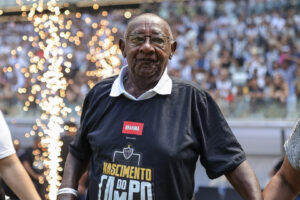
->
[12, 0, 122, 199]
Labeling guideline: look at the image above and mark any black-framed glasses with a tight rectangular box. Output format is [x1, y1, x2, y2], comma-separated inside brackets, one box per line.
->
[126, 34, 173, 48]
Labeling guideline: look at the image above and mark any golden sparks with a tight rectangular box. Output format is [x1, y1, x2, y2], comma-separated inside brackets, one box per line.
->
[17, 0, 71, 199]
[85, 18, 121, 89]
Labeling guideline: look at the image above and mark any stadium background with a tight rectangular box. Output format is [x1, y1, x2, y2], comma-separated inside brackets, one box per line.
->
[0, 0, 300, 199]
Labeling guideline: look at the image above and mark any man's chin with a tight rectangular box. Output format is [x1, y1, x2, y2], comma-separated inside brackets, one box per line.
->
[135, 65, 158, 77]
[136, 72, 157, 79]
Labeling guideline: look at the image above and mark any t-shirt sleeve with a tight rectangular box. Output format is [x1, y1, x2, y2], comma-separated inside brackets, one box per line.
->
[284, 119, 300, 170]
[69, 90, 93, 161]
[195, 91, 246, 179]
[0, 111, 16, 159]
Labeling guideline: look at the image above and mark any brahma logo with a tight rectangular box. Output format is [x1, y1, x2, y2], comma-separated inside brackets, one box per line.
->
[122, 121, 144, 136]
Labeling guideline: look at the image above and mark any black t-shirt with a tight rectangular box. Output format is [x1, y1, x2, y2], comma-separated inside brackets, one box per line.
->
[70, 76, 246, 200]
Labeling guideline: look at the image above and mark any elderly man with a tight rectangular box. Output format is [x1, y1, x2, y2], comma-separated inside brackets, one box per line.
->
[58, 13, 262, 200]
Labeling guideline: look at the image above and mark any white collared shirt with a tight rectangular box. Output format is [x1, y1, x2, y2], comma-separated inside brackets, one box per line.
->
[110, 66, 172, 101]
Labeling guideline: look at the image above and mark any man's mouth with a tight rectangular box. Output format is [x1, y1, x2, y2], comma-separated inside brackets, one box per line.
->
[137, 58, 156, 63]
[137, 60, 157, 68]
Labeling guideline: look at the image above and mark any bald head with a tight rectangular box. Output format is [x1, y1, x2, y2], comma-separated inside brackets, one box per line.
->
[124, 13, 173, 39]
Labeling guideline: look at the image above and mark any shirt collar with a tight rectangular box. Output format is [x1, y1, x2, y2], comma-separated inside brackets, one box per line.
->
[110, 65, 172, 101]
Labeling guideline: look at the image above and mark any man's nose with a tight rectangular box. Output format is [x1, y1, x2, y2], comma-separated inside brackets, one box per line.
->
[139, 37, 155, 53]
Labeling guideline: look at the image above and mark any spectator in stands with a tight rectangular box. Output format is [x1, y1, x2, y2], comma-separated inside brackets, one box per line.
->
[21, 137, 47, 200]
[269, 73, 289, 104]
[277, 47, 297, 98]
[269, 61, 280, 77]
[202, 0, 216, 18]
[247, 77, 265, 111]
[216, 67, 232, 101]
[205, 71, 217, 98]
[232, 33, 247, 68]
[266, 41, 280, 75]
[219, 48, 231, 69]
[245, 47, 267, 89]
[215, 66, 233, 115]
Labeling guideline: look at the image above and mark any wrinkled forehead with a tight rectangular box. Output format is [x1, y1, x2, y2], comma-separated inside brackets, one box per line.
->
[126, 17, 171, 37]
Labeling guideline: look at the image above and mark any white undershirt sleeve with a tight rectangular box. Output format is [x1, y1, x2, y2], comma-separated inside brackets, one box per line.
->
[0, 111, 16, 159]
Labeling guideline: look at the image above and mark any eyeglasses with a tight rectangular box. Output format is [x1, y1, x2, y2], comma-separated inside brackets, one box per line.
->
[126, 34, 173, 48]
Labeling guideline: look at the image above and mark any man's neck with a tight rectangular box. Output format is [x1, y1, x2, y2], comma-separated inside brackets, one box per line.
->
[123, 73, 159, 98]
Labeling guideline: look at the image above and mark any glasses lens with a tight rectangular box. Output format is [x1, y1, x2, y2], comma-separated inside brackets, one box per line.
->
[151, 37, 165, 47]
[128, 35, 167, 48]
[129, 36, 145, 45]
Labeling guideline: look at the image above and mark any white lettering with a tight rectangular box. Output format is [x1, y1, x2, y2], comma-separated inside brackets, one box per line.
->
[98, 175, 108, 200]
[128, 180, 140, 200]
[125, 125, 140, 131]
[113, 191, 127, 200]
[104, 176, 115, 200]
[141, 182, 152, 200]
[116, 179, 127, 190]
[98, 175, 153, 200]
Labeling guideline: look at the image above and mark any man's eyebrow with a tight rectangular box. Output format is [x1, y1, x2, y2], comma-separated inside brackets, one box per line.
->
[151, 31, 164, 35]
[132, 30, 145, 34]
[130, 30, 165, 35]
[150, 28, 165, 34]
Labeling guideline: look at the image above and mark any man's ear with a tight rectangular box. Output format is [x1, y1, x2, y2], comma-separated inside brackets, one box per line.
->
[169, 41, 177, 60]
[119, 38, 126, 57]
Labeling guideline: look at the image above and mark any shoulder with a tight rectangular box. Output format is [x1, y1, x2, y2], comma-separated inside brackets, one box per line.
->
[80, 75, 118, 115]
[171, 76, 208, 97]
[92, 75, 118, 92]
[170, 77, 220, 111]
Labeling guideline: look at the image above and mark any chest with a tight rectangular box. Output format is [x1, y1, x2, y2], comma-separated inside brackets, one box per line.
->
[85, 98, 200, 165]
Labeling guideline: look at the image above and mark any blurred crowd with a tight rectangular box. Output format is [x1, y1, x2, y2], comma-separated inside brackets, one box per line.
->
[157, 0, 300, 118]
[1, 0, 300, 119]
